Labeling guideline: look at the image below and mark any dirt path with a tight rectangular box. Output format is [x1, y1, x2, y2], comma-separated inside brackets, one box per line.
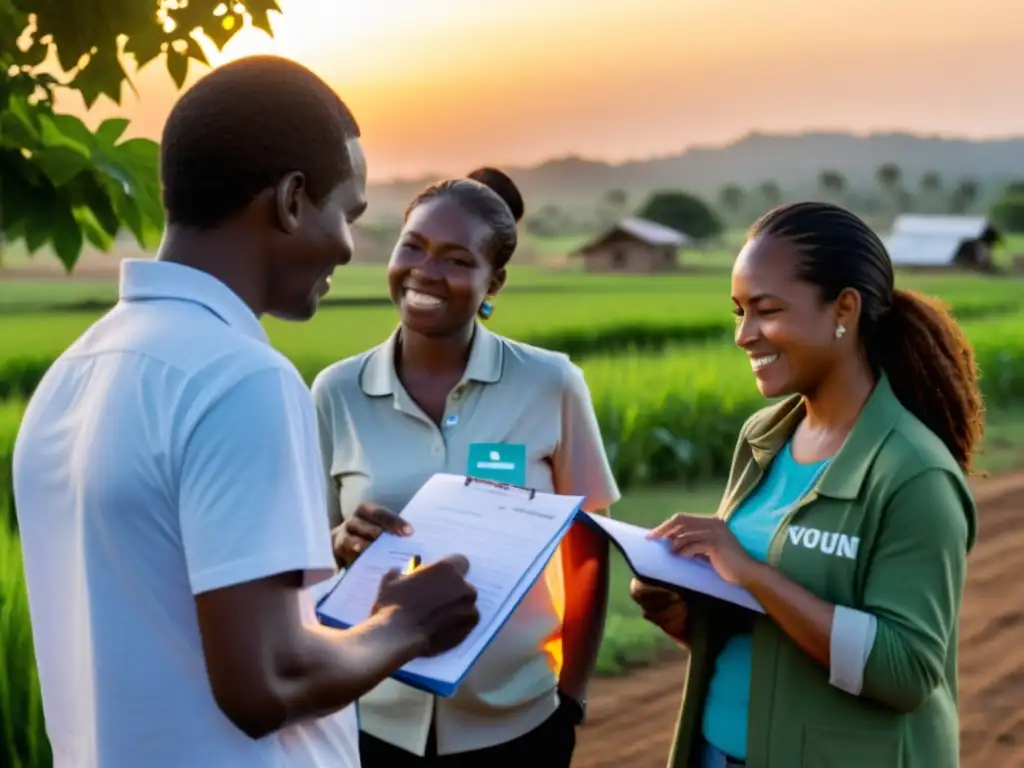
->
[573, 470, 1024, 768]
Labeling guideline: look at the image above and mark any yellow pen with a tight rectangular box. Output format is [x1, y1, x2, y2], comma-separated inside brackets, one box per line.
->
[404, 554, 422, 576]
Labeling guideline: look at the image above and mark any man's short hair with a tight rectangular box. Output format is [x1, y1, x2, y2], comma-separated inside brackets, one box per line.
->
[160, 55, 361, 230]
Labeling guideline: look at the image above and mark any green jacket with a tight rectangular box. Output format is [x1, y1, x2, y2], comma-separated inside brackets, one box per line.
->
[668, 374, 977, 768]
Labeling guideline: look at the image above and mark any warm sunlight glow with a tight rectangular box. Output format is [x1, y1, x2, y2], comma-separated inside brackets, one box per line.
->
[201, 0, 457, 80]
[50, 0, 1024, 181]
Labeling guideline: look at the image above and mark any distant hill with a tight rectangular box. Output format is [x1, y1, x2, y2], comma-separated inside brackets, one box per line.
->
[364, 131, 1024, 221]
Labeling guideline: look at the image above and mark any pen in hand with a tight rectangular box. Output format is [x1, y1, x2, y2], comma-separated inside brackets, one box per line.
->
[404, 554, 422, 576]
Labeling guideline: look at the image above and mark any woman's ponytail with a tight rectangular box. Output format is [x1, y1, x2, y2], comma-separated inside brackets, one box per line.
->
[870, 289, 984, 471]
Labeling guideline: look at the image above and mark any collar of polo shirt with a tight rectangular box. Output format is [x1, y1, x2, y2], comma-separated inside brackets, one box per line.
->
[359, 323, 505, 398]
[119, 259, 269, 345]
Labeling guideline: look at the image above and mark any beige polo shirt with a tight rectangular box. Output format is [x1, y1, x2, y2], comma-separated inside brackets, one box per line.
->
[310, 324, 620, 756]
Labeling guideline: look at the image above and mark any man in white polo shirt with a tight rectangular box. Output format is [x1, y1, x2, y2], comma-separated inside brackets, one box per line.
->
[12, 55, 479, 768]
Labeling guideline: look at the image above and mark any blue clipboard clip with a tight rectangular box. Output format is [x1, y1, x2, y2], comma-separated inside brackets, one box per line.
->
[463, 475, 537, 500]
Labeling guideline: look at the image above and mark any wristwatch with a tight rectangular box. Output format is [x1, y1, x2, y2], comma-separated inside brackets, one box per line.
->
[559, 690, 587, 725]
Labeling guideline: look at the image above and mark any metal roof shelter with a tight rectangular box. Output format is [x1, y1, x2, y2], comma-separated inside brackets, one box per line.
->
[885, 215, 1001, 269]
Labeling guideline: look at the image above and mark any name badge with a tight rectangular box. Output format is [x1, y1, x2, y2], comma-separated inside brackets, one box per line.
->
[466, 443, 527, 487]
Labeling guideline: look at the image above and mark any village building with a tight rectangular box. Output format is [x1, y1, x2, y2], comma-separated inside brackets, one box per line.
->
[572, 217, 690, 273]
[885, 215, 1001, 272]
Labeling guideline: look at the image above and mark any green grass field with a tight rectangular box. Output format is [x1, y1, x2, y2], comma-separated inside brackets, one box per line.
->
[4, 242, 1024, 766]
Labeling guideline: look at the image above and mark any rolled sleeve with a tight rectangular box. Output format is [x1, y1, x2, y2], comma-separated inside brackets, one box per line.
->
[552, 362, 621, 514]
[178, 367, 336, 595]
[829, 606, 878, 695]
[859, 469, 971, 712]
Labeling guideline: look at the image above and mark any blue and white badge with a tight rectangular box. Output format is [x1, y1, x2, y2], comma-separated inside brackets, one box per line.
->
[466, 443, 527, 486]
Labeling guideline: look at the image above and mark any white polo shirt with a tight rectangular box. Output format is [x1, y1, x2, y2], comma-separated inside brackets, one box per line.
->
[13, 260, 359, 768]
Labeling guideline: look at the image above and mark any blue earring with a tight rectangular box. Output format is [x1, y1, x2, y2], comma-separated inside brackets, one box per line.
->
[478, 298, 494, 320]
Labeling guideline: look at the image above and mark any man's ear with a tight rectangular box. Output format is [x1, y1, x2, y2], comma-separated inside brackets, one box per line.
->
[274, 172, 306, 234]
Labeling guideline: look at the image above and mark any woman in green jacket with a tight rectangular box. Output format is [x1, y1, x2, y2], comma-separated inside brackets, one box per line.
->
[632, 201, 982, 768]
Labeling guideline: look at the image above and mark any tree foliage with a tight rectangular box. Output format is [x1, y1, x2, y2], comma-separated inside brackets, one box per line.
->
[717, 184, 745, 215]
[818, 169, 846, 198]
[875, 162, 902, 191]
[948, 178, 979, 215]
[638, 190, 724, 241]
[1002, 179, 1024, 197]
[989, 193, 1024, 235]
[758, 180, 781, 209]
[0, 0, 281, 271]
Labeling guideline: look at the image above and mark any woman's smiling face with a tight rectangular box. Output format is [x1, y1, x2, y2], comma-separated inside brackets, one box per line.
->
[387, 196, 504, 337]
[731, 234, 841, 399]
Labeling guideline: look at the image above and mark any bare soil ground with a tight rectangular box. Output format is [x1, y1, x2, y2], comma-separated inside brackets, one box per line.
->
[573, 470, 1024, 767]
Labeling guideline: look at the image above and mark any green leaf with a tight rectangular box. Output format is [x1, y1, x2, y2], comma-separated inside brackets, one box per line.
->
[95, 118, 129, 146]
[11, 39, 50, 68]
[0, 1, 29, 46]
[22, 208, 51, 254]
[108, 183, 146, 244]
[166, 49, 189, 89]
[49, 114, 99, 150]
[114, 137, 159, 164]
[76, 175, 122, 236]
[0, 112, 36, 150]
[0, 152, 32, 232]
[70, 47, 129, 108]
[0, 95, 40, 146]
[90, 136, 164, 244]
[123, 26, 165, 72]
[74, 206, 115, 250]
[37, 114, 92, 157]
[50, 200, 85, 272]
[33, 146, 91, 186]
[247, 0, 282, 35]
[202, 11, 246, 50]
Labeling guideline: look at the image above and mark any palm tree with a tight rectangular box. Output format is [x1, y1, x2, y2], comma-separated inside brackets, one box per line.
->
[948, 179, 980, 215]
[818, 170, 847, 203]
[876, 163, 901, 191]
[920, 171, 941, 193]
[875, 162, 903, 216]
[718, 184, 746, 218]
[918, 171, 942, 213]
[598, 188, 629, 226]
[759, 180, 782, 210]
[604, 188, 628, 211]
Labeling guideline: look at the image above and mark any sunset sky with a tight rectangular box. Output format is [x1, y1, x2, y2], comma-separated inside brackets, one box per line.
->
[58, 0, 1020, 181]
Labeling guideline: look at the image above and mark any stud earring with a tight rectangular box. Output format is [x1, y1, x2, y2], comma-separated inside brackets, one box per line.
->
[835, 324, 846, 340]
[478, 298, 494, 320]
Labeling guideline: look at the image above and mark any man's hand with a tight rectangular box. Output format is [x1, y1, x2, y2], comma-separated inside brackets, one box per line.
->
[628, 578, 688, 641]
[371, 555, 480, 656]
[332, 502, 412, 567]
[194, 558, 479, 741]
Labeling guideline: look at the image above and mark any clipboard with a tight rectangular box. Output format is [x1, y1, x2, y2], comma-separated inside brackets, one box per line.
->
[316, 472, 585, 697]
[462, 474, 538, 500]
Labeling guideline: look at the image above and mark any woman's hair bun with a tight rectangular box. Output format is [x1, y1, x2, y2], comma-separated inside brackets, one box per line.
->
[466, 166, 524, 223]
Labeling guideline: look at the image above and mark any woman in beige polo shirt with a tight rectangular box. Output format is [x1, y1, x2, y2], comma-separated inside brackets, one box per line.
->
[311, 168, 620, 767]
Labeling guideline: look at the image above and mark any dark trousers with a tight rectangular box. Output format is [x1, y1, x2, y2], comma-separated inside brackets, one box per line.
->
[359, 696, 576, 768]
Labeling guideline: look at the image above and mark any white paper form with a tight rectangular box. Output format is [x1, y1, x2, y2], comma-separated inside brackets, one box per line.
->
[581, 514, 765, 614]
[317, 473, 585, 694]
